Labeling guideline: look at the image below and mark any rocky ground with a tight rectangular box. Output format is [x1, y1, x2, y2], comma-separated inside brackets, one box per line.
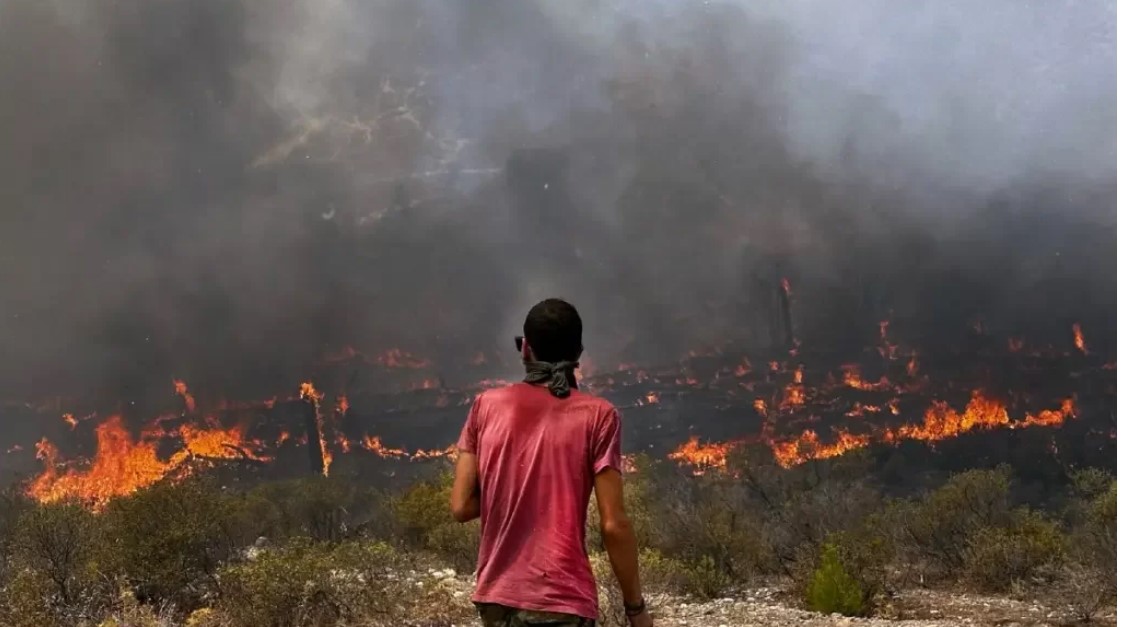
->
[415, 569, 1116, 627]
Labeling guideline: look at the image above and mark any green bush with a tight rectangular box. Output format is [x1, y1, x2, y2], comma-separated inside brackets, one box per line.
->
[11, 499, 98, 608]
[895, 467, 1012, 579]
[0, 488, 34, 581]
[806, 543, 867, 617]
[97, 479, 239, 607]
[216, 538, 402, 627]
[964, 509, 1066, 591]
[390, 472, 478, 571]
[0, 567, 62, 627]
[812, 521, 894, 609]
[246, 476, 366, 543]
[1081, 480, 1115, 568]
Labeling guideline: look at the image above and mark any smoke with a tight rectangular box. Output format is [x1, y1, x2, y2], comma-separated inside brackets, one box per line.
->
[0, 0, 1114, 401]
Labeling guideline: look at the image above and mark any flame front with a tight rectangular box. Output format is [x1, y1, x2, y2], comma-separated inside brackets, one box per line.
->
[27, 414, 266, 508]
[668, 437, 738, 475]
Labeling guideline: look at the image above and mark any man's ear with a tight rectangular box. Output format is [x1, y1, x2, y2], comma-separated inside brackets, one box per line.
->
[521, 340, 533, 361]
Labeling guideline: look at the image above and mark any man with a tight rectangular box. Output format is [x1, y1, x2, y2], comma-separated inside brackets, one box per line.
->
[450, 298, 654, 627]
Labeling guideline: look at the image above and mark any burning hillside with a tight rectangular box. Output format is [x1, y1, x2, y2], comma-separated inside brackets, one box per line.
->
[3, 307, 1113, 508]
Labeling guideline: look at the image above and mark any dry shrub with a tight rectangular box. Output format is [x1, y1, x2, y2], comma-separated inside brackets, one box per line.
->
[1047, 562, 1116, 624]
[9, 499, 102, 620]
[591, 552, 628, 627]
[894, 466, 1012, 580]
[0, 568, 61, 627]
[96, 586, 176, 627]
[185, 607, 230, 627]
[964, 509, 1066, 592]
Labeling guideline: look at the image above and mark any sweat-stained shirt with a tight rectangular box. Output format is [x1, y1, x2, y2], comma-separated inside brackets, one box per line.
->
[456, 382, 623, 620]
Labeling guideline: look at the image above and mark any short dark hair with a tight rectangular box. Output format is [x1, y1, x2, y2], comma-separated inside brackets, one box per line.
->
[523, 298, 583, 362]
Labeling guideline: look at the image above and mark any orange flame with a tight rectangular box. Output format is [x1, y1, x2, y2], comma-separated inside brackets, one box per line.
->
[840, 365, 891, 392]
[779, 365, 805, 410]
[1072, 324, 1087, 354]
[300, 381, 332, 476]
[360, 435, 407, 458]
[173, 379, 196, 413]
[63, 413, 78, 430]
[668, 437, 737, 475]
[27, 414, 267, 507]
[771, 430, 871, 468]
[671, 392, 1081, 472]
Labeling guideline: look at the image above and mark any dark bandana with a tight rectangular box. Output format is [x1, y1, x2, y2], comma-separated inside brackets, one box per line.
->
[523, 360, 579, 398]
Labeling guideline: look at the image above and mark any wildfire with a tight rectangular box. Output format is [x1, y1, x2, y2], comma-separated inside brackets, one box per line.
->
[357, 435, 454, 461]
[300, 381, 332, 477]
[669, 392, 1082, 472]
[840, 365, 892, 392]
[15, 316, 1105, 510]
[173, 379, 196, 413]
[667, 437, 738, 475]
[771, 430, 871, 468]
[845, 403, 883, 417]
[895, 390, 1009, 442]
[361, 435, 407, 458]
[1072, 324, 1087, 354]
[877, 321, 899, 360]
[1021, 397, 1078, 427]
[779, 365, 805, 410]
[753, 398, 768, 416]
[27, 414, 267, 507]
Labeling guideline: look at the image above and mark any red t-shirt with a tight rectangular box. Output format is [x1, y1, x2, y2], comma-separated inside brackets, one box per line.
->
[457, 382, 622, 620]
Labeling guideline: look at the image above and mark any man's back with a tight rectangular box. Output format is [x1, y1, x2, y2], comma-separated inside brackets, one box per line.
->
[457, 382, 621, 620]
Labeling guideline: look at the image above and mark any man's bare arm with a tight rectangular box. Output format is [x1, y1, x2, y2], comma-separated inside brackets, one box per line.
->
[450, 451, 481, 523]
[594, 468, 644, 606]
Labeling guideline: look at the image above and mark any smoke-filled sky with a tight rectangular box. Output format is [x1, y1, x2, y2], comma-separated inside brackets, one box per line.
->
[0, 0, 1115, 401]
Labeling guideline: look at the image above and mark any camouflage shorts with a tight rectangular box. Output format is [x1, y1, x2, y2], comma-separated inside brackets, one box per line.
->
[474, 602, 595, 627]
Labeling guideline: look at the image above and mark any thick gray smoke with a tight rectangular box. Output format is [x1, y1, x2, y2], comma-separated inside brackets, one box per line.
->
[0, 0, 1114, 401]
